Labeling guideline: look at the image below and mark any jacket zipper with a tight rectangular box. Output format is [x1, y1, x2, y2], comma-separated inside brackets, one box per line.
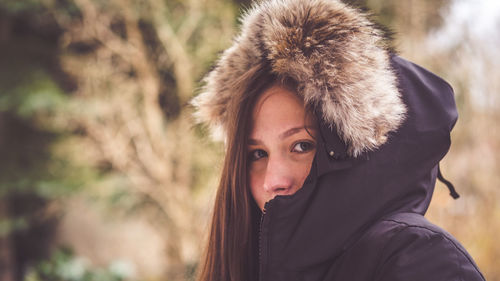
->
[258, 199, 274, 281]
[258, 209, 265, 281]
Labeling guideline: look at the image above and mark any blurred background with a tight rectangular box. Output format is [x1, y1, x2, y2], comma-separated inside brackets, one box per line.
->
[0, 0, 498, 280]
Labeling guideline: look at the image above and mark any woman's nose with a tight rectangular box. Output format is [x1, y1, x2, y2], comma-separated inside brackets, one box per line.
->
[262, 156, 293, 193]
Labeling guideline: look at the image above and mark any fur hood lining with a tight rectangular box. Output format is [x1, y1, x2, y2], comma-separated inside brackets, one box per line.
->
[192, 0, 407, 157]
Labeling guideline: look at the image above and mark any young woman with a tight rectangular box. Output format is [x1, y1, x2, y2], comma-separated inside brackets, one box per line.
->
[191, 0, 485, 280]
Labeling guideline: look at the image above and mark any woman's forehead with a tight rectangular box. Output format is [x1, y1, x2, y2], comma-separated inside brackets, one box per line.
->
[249, 85, 316, 139]
[252, 85, 304, 117]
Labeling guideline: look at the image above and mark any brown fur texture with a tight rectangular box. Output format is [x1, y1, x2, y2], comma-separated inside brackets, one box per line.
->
[191, 0, 407, 157]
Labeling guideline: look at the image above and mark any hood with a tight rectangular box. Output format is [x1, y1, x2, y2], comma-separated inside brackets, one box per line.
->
[191, 0, 458, 279]
[192, 0, 407, 157]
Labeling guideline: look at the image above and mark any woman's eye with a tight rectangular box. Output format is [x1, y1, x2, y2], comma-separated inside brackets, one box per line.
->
[292, 141, 315, 153]
[249, 149, 267, 161]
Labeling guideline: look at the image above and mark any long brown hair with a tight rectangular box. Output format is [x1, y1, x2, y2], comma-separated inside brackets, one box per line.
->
[196, 64, 278, 281]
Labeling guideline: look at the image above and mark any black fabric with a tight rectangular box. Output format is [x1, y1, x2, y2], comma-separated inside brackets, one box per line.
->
[256, 56, 485, 281]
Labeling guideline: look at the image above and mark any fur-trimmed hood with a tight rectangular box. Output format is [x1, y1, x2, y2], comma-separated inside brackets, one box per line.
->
[192, 0, 407, 157]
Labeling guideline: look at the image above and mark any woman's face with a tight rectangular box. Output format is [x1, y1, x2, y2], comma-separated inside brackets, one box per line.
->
[248, 85, 317, 211]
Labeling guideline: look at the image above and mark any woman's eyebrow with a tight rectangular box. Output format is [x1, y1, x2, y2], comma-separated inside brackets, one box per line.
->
[279, 126, 316, 139]
[247, 126, 316, 145]
[248, 138, 262, 145]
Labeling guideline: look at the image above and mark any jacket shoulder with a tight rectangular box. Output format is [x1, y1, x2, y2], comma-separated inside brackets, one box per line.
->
[369, 212, 485, 281]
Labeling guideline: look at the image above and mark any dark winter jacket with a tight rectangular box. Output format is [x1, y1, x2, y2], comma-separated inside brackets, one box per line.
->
[257, 55, 485, 281]
[192, 0, 486, 280]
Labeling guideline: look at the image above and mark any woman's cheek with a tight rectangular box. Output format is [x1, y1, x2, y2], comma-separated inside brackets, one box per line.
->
[291, 153, 315, 186]
[249, 162, 262, 184]
[249, 163, 266, 207]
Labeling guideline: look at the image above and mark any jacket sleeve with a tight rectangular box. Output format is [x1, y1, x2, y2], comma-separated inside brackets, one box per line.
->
[373, 223, 485, 281]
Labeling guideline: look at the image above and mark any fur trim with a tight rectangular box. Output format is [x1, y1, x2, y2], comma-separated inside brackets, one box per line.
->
[191, 0, 407, 157]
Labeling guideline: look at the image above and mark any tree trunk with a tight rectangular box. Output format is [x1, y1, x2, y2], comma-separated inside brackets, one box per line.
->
[0, 196, 16, 281]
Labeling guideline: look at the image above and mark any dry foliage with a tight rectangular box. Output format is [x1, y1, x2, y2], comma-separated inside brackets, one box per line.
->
[37, 0, 236, 279]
